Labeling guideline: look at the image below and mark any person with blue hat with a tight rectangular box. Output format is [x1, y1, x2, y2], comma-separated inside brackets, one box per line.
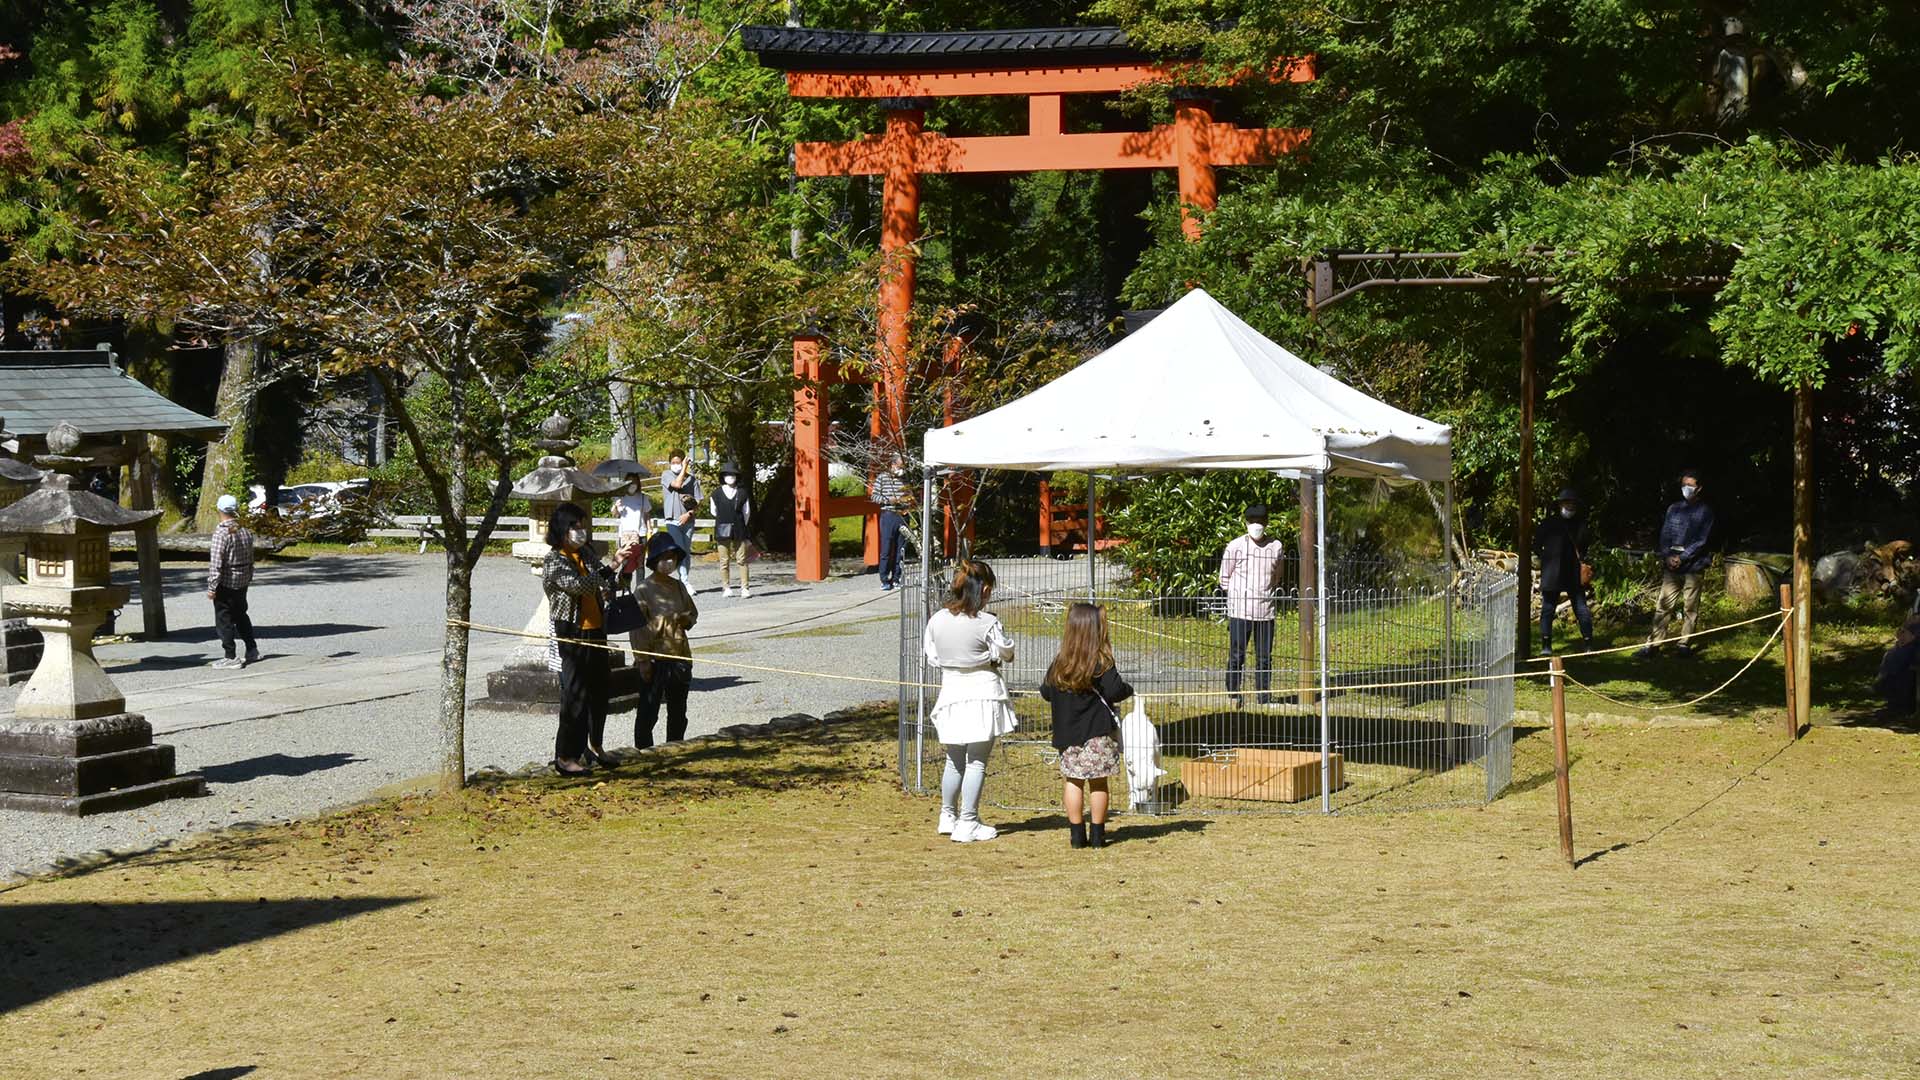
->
[207, 493, 259, 669]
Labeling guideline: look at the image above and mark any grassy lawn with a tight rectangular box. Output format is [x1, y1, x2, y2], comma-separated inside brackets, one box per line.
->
[3, 699, 1916, 1078]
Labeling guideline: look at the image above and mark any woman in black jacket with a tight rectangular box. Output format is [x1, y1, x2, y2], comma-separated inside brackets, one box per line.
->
[1039, 602, 1133, 849]
[543, 502, 616, 776]
[1533, 487, 1594, 657]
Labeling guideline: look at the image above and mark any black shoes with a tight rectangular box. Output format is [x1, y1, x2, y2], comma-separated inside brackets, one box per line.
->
[1068, 822, 1108, 848]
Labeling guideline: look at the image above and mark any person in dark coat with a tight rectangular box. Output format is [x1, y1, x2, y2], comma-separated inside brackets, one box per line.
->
[1639, 468, 1717, 658]
[1534, 487, 1594, 656]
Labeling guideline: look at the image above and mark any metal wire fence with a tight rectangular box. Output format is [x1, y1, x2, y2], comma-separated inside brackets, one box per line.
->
[898, 555, 1518, 815]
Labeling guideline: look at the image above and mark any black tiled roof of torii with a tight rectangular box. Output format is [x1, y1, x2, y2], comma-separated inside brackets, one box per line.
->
[740, 25, 1149, 71]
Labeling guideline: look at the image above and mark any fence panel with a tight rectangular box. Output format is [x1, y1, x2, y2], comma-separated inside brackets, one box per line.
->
[900, 555, 1518, 815]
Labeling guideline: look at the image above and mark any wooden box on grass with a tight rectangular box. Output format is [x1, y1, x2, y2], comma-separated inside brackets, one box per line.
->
[1178, 748, 1344, 803]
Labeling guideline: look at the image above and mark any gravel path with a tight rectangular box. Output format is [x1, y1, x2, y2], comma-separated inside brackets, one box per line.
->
[1, 551, 906, 881]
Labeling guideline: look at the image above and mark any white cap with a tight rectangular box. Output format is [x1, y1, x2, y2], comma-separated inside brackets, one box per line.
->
[216, 494, 239, 513]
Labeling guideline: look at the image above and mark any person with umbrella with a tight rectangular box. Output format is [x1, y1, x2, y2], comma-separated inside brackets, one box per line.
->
[596, 458, 654, 591]
[1534, 486, 1594, 657]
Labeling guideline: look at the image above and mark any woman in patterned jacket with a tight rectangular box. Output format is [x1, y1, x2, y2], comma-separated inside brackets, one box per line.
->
[543, 503, 616, 776]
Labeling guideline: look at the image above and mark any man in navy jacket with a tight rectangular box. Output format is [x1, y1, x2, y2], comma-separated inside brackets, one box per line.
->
[1639, 468, 1715, 657]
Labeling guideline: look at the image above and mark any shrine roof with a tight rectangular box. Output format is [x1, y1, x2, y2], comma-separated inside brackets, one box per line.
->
[0, 350, 227, 442]
[740, 25, 1145, 71]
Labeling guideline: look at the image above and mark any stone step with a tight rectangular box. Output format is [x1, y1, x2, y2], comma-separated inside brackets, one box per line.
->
[0, 743, 181, 796]
[0, 773, 205, 816]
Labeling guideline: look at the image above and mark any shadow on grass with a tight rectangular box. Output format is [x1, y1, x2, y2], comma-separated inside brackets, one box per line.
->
[0, 896, 418, 1014]
[180, 1068, 257, 1080]
[513, 717, 897, 797]
[994, 812, 1211, 844]
[1575, 735, 1798, 868]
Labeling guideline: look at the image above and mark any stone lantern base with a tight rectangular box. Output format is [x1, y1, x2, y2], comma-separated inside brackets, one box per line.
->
[0, 712, 204, 816]
[1, 617, 43, 685]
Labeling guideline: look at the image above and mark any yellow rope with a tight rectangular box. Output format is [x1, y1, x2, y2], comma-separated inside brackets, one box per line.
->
[1524, 607, 1791, 663]
[1558, 613, 1789, 713]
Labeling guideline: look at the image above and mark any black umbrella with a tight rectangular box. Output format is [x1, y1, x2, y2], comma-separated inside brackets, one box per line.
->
[591, 459, 655, 481]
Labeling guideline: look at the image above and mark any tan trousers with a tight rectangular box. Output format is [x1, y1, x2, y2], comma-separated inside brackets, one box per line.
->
[1648, 571, 1703, 645]
[718, 538, 751, 589]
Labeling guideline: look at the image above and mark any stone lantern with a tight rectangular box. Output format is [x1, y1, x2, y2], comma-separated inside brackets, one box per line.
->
[482, 414, 644, 712]
[0, 436, 46, 682]
[0, 421, 203, 813]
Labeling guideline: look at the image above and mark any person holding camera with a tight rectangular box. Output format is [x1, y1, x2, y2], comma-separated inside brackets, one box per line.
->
[544, 502, 617, 775]
[1534, 487, 1594, 657]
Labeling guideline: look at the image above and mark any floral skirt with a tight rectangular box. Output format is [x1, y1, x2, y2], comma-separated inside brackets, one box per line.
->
[1059, 735, 1121, 780]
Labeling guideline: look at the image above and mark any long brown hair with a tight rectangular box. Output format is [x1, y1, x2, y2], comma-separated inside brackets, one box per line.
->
[945, 559, 996, 616]
[1045, 602, 1113, 692]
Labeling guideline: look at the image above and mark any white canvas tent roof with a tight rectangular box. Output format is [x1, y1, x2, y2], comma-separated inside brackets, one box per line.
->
[922, 288, 1450, 481]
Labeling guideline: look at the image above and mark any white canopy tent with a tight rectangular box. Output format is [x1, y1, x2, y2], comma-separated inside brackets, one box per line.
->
[922, 287, 1450, 480]
[915, 288, 1456, 812]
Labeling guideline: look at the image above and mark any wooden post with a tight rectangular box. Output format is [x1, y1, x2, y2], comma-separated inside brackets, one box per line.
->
[1550, 655, 1574, 868]
[1517, 300, 1538, 660]
[791, 333, 830, 582]
[129, 436, 167, 639]
[1037, 479, 1054, 555]
[1779, 583, 1797, 739]
[1298, 474, 1317, 706]
[1792, 383, 1813, 734]
[1173, 97, 1218, 240]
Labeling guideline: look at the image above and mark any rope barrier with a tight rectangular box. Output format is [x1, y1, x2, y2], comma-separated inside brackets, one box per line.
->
[447, 618, 1551, 699]
[1524, 607, 1791, 663]
[1558, 612, 1789, 713]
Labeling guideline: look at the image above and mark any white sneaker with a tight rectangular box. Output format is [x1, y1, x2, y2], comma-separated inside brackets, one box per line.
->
[937, 808, 956, 835]
[951, 820, 997, 844]
[739, 587, 752, 599]
[722, 586, 735, 598]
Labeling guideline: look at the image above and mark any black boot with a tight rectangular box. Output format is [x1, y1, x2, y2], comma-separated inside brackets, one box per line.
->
[1088, 823, 1106, 849]
[1069, 822, 1088, 849]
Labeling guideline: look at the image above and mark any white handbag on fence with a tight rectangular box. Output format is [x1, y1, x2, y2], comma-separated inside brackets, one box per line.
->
[1120, 697, 1166, 808]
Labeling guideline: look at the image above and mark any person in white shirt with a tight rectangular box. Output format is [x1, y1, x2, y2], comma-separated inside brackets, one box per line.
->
[611, 471, 653, 591]
[1218, 503, 1288, 707]
[922, 559, 1016, 843]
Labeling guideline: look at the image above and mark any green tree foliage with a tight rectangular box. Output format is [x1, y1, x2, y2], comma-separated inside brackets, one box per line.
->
[1104, 1, 1920, 553]
[15, 43, 737, 788]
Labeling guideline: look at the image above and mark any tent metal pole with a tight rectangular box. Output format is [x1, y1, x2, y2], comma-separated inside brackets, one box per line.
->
[1317, 471, 1332, 814]
[1442, 478, 1456, 769]
[1086, 471, 1098, 601]
[915, 464, 934, 794]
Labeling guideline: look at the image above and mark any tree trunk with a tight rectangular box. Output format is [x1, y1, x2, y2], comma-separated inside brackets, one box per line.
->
[196, 333, 259, 529]
[440, 550, 474, 792]
[723, 396, 758, 509]
[606, 245, 636, 461]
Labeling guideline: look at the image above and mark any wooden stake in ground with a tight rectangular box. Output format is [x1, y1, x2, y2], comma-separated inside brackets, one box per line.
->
[1792, 382, 1813, 733]
[1780, 583, 1797, 740]
[1550, 655, 1574, 868]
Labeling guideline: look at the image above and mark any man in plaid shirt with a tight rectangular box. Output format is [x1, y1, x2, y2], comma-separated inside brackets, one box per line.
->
[208, 493, 259, 668]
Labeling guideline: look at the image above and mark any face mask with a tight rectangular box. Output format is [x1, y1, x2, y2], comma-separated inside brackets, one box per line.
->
[1246, 522, 1267, 540]
[1681, 484, 1698, 499]
[567, 529, 587, 547]
[722, 476, 738, 487]
[1559, 507, 1575, 519]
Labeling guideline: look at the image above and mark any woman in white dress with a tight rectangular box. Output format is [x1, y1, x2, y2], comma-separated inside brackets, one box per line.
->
[923, 559, 1017, 843]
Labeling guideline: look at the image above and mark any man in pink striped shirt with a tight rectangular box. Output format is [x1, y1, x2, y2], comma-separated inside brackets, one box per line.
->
[1218, 503, 1288, 707]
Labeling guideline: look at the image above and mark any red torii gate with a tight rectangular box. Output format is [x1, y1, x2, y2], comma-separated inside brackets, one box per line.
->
[743, 25, 1312, 580]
